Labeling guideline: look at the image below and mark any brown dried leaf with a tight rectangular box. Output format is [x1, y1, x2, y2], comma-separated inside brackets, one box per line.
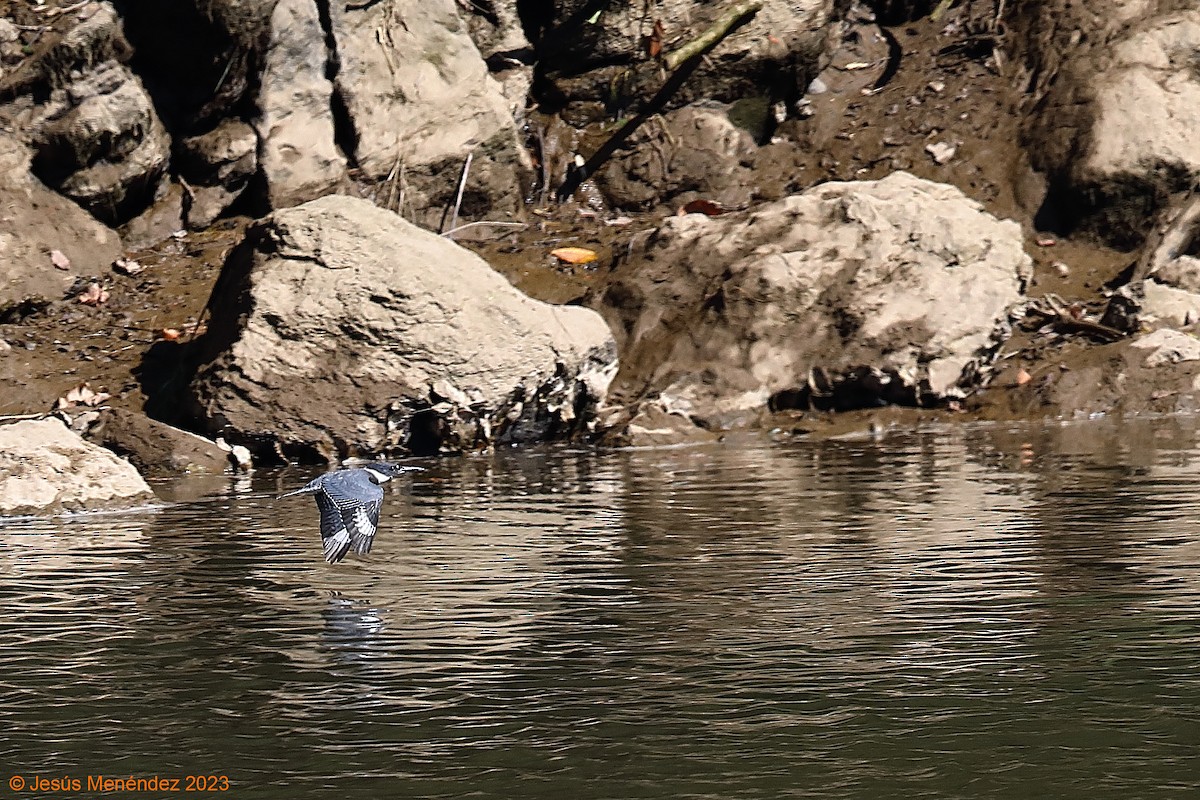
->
[679, 199, 726, 217]
[1015, 367, 1033, 387]
[160, 328, 181, 341]
[647, 18, 665, 58]
[78, 282, 109, 306]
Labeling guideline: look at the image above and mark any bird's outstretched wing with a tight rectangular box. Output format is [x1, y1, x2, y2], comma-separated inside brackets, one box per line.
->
[314, 490, 353, 563]
[317, 471, 385, 563]
[346, 497, 383, 556]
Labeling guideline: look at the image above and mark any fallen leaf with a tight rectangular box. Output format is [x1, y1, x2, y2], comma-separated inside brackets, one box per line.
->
[550, 246, 598, 265]
[646, 18, 665, 58]
[680, 199, 726, 217]
[1015, 367, 1033, 387]
[160, 328, 181, 341]
[50, 249, 71, 270]
[78, 282, 109, 306]
[56, 381, 111, 410]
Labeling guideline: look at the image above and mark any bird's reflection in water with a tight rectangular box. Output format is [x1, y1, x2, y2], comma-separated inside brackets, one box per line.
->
[320, 593, 386, 664]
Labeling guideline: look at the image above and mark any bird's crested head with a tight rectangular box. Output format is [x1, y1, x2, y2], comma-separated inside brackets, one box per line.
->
[361, 462, 425, 484]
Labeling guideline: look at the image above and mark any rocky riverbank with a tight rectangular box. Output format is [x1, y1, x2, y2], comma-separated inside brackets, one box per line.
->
[4, 0, 1200, 510]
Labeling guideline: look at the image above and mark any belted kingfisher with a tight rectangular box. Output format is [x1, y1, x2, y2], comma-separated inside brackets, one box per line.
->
[279, 463, 424, 563]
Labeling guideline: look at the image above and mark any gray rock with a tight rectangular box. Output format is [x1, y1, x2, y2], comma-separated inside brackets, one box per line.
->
[0, 134, 122, 318]
[0, 1, 131, 97]
[30, 61, 170, 225]
[118, 181, 185, 250]
[330, 0, 531, 224]
[537, 0, 835, 110]
[1138, 279, 1200, 328]
[1130, 328, 1200, 367]
[1151, 254, 1200, 294]
[598, 102, 758, 210]
[598, 171, 1030, 431]
[179, 119, 258, 228]
[82, 407, 231, 475]
[0, 418, 155, 515]
[462, 0, 530, 61]
[254, 0, 347, 209]
[1084, 14, 1200, 182]
[461, 0, 533, 121]
[1013, 5, 1200, 243]
[179, 120, 258, 184]
[189, 195, 617, 460]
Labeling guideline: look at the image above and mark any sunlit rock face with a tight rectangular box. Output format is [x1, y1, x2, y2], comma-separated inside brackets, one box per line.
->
[597, 171, 1030, 440]
[0, 418, 154, 515]
[189, 194, 617, 461]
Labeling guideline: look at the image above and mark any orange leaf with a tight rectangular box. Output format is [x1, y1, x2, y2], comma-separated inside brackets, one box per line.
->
[550, 247, 598, 265]
[680, 199, 726, 216]
[647, 18, 665, 58]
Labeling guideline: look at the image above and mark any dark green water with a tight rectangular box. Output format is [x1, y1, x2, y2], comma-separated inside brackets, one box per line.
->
[2, 418, 1199, 798]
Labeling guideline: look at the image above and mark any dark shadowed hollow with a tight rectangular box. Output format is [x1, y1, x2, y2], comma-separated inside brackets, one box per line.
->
[2, 417, 1199, 798]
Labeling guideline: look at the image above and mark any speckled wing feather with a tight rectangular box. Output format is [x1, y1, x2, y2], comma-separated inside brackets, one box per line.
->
[314, 490, 353, 563]
[347, 498, 382, 555]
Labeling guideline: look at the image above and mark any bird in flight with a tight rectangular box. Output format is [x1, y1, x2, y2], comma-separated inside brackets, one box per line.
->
[280, 463, 424, 563]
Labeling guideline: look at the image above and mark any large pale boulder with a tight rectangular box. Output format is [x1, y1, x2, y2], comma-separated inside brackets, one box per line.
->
[189, 195, 617, 460]
[597, 172, 1030, 431]
[1085, 15, 1200, 181]
[330, 0, 531, 223]
[1011, 3, 1200, 242]
[0, 418, 155, 515]
[254, 0, 347, 209]
[0, 134, 122, 319]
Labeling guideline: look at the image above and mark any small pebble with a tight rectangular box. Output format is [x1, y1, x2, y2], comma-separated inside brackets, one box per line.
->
[1053, 261, 1070, 278]
[925, 141, 957, 165]
[807, 76, 828, 94]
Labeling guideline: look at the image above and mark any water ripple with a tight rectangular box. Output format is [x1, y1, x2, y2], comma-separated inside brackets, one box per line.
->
[2, 419, 1200, 798]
